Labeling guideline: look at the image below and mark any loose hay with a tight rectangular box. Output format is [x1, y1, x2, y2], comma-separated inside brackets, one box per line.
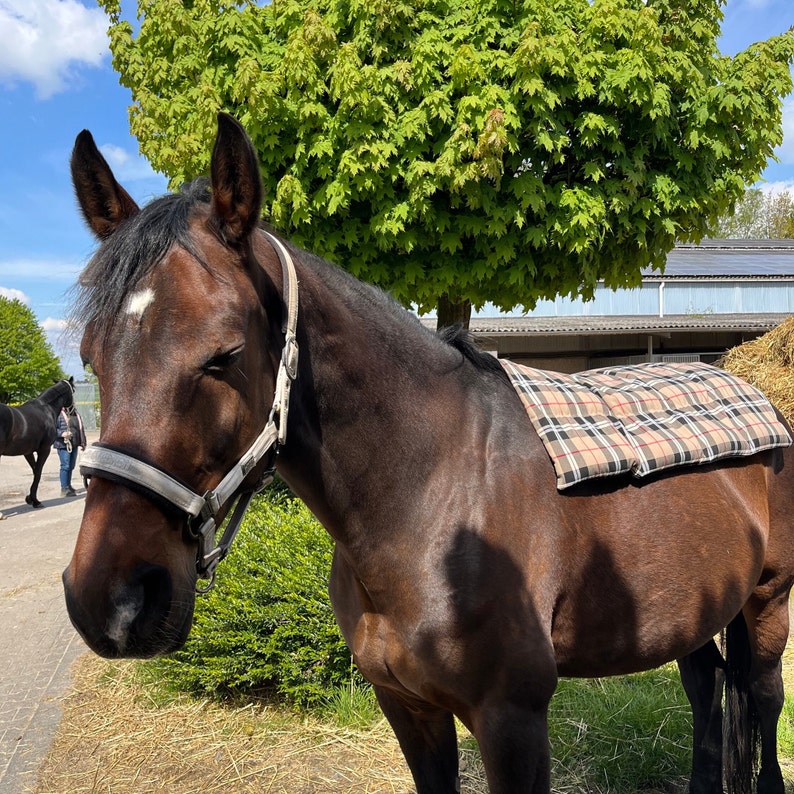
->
[34, 654, 421, 794]
[719, 316, 794, 426]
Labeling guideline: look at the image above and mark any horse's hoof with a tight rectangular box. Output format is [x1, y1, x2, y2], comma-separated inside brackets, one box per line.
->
[32, 501, 43, 508]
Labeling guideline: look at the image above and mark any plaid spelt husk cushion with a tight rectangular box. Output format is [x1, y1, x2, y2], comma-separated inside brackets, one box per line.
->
[501, 359, 792, 490]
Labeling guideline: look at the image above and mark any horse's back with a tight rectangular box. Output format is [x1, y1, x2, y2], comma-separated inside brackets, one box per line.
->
[0, 402, 55, 456]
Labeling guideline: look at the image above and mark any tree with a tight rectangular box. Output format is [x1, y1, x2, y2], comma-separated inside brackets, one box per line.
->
[0, 299, 65, 403]
[714, 187, 794, 238]
[99, 0, 794, 327]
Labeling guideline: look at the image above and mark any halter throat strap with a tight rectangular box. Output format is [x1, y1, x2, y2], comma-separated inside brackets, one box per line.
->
[79, 231, 299, 590]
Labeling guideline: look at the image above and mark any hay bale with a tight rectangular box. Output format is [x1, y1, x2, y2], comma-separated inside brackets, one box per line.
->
[719, 316, 794, 426]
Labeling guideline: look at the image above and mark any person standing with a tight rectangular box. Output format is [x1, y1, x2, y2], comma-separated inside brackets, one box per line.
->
[54, 405, 86, 497]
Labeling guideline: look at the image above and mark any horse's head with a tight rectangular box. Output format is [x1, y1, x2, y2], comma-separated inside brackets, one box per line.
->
[63, 115, 290, 658]
[53, 376, 75, 410]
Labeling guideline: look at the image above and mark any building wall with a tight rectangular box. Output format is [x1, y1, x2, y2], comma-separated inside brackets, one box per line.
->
[504, 280, 794, 318]
[483, 328, 758, 373]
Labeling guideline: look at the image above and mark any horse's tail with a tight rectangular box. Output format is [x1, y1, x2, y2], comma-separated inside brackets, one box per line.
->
[724, 612, 760, 794]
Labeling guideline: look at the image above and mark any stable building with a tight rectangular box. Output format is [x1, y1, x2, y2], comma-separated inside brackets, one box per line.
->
[469, 239, 794, 373]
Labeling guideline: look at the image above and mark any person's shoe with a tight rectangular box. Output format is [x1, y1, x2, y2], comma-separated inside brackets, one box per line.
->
[62, 488, 78, 497]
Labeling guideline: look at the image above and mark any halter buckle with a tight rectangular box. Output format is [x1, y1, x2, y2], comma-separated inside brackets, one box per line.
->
[196, 569, 217, 594]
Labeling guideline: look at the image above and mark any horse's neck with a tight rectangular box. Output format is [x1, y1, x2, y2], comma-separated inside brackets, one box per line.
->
[277, 262, 468, 543]
[297, 260, 457, 412]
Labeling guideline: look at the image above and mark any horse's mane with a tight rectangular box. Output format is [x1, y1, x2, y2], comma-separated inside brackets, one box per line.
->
[437, 325, 509, 378]
[297, 245, 428, 332]
[296, 249, 508, 379]
[32, 379, 73, 409]
[71, 178, 215, 329]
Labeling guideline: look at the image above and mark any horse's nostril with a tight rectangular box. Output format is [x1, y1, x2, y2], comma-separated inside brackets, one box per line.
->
[127, 563, 173, 649]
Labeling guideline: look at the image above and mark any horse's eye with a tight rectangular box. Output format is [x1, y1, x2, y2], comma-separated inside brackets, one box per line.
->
[202, 347, 243, 375]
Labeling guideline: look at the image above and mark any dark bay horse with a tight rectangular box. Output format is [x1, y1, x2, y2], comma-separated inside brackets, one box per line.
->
[0, 377, 74, 511]
[63, 114, 794, 794]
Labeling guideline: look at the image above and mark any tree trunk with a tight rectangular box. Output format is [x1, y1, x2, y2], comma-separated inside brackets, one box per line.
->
[436, 294, 472, 330]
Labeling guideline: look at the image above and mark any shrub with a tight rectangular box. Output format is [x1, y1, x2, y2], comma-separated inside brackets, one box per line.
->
[147, 494, 355, 707]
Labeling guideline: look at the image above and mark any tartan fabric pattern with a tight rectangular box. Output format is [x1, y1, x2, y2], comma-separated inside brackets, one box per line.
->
[502, 359, 791, 490]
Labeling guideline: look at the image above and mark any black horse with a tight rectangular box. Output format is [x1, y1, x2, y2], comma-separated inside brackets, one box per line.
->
[0, 377, 75, 512]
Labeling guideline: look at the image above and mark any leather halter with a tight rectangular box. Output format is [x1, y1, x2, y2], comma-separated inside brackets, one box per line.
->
[79, 232, 299, 592]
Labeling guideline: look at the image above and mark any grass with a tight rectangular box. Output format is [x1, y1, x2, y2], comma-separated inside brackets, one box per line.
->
[36, 655, 415, 794]
[38, 650, 794, 794]
[324, 679, 384, 731]
[548, 671, 691, 792]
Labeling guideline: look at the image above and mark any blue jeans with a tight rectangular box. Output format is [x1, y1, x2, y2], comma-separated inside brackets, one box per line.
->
[57, 446, 78, 490]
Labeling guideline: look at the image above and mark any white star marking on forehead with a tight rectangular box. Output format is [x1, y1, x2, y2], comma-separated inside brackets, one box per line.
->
[125, 288, 155, 319]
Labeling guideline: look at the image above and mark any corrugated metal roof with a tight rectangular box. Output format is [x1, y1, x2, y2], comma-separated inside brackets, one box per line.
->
[460, 313, 791, 337]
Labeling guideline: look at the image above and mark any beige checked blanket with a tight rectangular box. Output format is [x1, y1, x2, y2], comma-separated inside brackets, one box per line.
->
[502, 360, 791, 490]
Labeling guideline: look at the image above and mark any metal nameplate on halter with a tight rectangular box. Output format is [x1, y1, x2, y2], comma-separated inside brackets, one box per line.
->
[283, 334, 299, 381]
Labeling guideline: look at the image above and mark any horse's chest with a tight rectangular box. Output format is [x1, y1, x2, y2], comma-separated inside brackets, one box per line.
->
[330, 565, 455, 697]
[349, 610, 408, 688]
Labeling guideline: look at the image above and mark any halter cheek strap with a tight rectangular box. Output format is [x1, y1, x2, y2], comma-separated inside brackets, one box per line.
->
[79, 232, 299, 591]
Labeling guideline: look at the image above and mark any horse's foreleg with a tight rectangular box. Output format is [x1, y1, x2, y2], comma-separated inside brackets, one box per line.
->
[472, 698, 552, 794]
[677, 639, 725, 794]
[464, 639, 556, 794]
[742, 593, 789, 794]
[24, 447, 49, 508]
[373, 686, 460, 794]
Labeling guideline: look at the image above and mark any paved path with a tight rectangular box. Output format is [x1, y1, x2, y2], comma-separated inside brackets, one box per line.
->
[0, 438, 96, 794]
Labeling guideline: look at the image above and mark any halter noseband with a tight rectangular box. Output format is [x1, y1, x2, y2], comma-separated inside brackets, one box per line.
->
[79, 232, 299, 592]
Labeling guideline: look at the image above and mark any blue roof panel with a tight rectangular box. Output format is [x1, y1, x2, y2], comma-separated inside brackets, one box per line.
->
[645, 240, 794, 277]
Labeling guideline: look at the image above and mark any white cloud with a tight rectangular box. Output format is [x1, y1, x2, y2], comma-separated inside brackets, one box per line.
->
[757, 180, 794, 196]
[0, 286, 29, 303]
[41, 316, 67, 333]
[99, 143, 165, 184]
[0, 0, 108, 98]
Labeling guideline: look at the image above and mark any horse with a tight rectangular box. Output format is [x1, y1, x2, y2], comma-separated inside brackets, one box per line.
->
[63, 113, 794, 794]
[0, 377, 75, 512]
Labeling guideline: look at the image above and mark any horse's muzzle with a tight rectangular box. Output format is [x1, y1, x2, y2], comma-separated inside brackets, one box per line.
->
[62, 562, 191, 658]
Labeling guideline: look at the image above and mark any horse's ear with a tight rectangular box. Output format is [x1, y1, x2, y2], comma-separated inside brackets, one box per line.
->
[71, 130, 140, 240]
[209, 113, 263, 245]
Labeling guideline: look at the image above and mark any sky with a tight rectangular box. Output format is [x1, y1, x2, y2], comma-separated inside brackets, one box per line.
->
[0, 1, 793, 379]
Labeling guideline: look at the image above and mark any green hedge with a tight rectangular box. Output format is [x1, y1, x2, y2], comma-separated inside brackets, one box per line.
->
[148, 494, 354, 707]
